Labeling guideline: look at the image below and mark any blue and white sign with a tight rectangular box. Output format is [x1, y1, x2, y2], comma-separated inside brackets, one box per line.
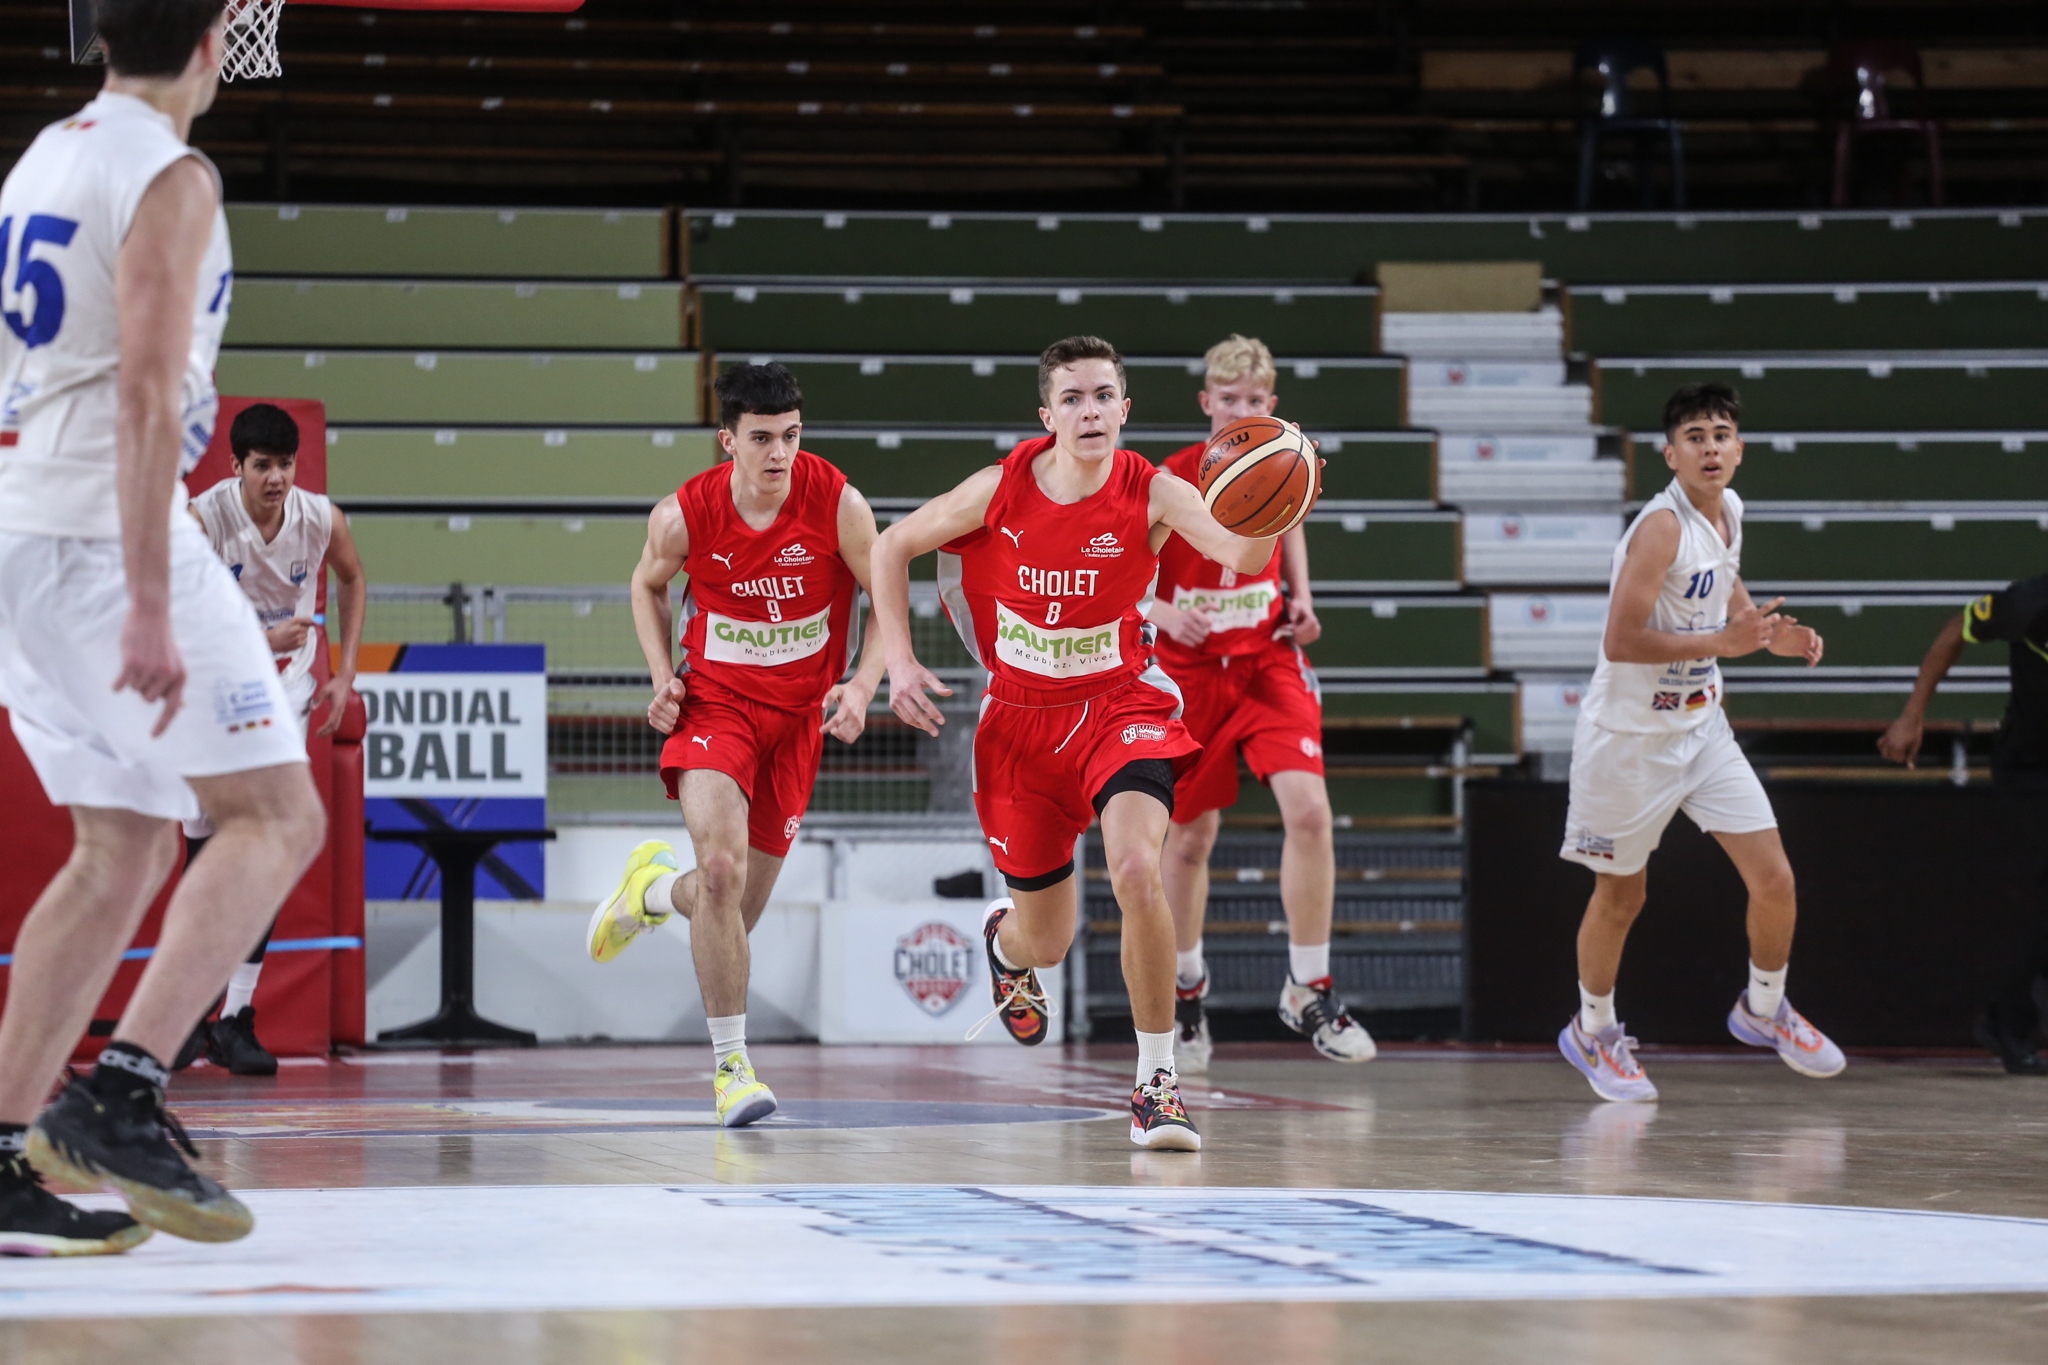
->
[361, 644, 547, 900]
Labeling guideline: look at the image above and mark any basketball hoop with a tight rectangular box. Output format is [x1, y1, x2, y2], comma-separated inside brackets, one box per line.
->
[221, 0, 285, 83]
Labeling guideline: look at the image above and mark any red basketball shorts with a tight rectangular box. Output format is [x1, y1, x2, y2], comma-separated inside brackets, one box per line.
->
[1165, 641, 1325, 823]
[659, 682, 823, 858]
[972, 669, 1201, 883]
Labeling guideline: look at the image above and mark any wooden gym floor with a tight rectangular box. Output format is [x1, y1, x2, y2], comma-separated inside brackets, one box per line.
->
[3, 1041, 2046, 1363]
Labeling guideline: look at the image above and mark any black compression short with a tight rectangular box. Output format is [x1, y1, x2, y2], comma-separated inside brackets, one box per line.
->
[1092, 758, 1176, 819]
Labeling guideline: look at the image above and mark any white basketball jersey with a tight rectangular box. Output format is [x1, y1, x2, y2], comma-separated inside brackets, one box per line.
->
[1578, 479, 1743, 735]
[191, 480, 333, 687]
[0, 93, 233, 540]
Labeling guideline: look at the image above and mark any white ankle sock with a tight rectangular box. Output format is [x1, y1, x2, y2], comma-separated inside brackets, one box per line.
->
[222, 962, 262, 1017]
[991, 924, 1024, 972]
[643, 871, 680, 917]
[1289, 941, 1331, 986]
[1747, 962, 1788, 1020]
[1175, 942, 1206, 988]
[1136, 1029, 1175, 1085]
[1578, 982, 1617, 1035]
[709, 1013, 747, 1067]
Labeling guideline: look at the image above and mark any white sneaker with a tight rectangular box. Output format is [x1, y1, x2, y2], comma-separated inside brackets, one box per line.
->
[1174, 975, 1213, 1075]
[1278, 977, 1376, 1062]
[1728, 995, 1847, 1078]
[1558, 1016, 1658, 1103]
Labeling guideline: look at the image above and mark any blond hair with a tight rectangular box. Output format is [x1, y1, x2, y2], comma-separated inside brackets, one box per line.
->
[1204, 333, 1277, 391]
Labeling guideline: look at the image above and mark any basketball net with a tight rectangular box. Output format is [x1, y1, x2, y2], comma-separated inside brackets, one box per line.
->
[220, 0, 284, 82]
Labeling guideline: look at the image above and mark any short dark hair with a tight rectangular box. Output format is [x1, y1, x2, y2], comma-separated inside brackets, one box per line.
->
[95, 0, 226, 78]
[715, 362, 803, 430]
[229, 402, 300, 461]
[1662, 382, 1741, 438]
[1038, 335, 1126, 405]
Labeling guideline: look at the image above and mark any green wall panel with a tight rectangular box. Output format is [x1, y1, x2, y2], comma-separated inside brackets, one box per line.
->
[1309, 598, 1487, 672]
[229, 204, 668, 278]
[218, 350, 701, 425]
[701, 284, 1378, 356]
[1669, 436, 2048, 504]
[225, 280, 687, 349]
[1599, 359, 2048, 432]
[1572, 285, 2048, 357]
[689, 209, 2048, 285]
[1321, 685, 1518, 756]
[1744, 515, 2048, 587]
[1301, 513, 1461, 589]
[716, 353, 1402, 429]
[327, 428, 718, 503]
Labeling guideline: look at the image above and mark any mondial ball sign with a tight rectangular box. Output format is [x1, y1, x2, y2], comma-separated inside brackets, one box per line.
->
[360, 646, 548, 800]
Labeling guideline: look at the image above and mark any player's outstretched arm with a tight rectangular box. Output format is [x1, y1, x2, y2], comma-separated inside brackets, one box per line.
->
[631, 497, 690, 734]
[869, 466, 1002, 736]
[823, 484, 888, 743]
[1879, 611, 1966, 767]
[313, 507, 369, 735]
[1150, 470, 1279, 574]
[113, 157, 216, 735]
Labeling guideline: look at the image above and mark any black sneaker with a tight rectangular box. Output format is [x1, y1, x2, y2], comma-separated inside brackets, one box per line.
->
[1174, 975, 1213, 1075]
[0, 1149, 151, 1257]
[171, 1018, 211, 1072]
[1130, 1068, 1201, 1151]
[205, 1007, 278, 1077]
[1973, 1012, 2048, 1076]
[27, 1054, 254, 1243]
[970, 898, 1051, 1046]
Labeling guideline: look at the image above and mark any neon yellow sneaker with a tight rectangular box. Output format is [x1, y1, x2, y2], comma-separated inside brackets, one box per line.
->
[585, 840, 681, 964]
[713, 1051, 778, 1128]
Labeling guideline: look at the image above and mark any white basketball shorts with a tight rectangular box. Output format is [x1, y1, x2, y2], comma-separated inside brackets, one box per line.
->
[1558, 707, 1776, 877]
[0, 518, 306, 822]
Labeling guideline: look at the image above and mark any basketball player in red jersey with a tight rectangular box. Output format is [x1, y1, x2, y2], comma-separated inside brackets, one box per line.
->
[586, 363, 884, 1128]
[859, 336, 1282, 1151]
[1152, 336, 1375, 1072]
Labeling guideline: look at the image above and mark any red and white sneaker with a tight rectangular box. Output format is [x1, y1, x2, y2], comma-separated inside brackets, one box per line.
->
[1130, 1068, 1202, 1151]
[965, 899, 1053, 1045]
[1279, 977, 1377, 1062]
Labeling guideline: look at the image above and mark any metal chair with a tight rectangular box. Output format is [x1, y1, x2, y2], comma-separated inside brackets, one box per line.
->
[1829, 41, 1943, 207]
[1574, 39, 1685, 210]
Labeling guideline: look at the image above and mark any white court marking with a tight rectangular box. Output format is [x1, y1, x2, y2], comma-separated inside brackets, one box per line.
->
[5, 1185, 2048, 1318]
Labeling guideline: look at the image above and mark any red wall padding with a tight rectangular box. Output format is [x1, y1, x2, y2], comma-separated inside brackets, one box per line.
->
[0, 397, 365, 1059]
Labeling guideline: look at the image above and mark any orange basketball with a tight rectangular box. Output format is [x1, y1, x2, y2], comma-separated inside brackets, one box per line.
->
[1196, 416, 1320, 538]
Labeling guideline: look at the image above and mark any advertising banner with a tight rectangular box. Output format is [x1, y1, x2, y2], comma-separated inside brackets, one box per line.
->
[359, 643, 548, 899]
[819, 899, 1066, 1045]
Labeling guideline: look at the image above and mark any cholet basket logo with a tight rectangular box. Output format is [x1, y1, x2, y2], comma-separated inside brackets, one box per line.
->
[893, 921, 976, 1016]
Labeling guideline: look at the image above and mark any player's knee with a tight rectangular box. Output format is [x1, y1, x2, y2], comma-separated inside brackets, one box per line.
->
[696, 848, 746, 904]
[274, 784, 328, 870]
[1278, 789, 1333, 844]
[1106, 844, 1165, 902]
[1590, 877, 1647, 922]
[1162, 823, 1211, 873]
[1752, 858, 1797, 906]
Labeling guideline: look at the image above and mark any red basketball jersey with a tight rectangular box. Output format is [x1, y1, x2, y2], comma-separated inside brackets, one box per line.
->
[676, 450, 857, 712]
[941, 435, 1160, 704]
[1153, 441, 1286, 666]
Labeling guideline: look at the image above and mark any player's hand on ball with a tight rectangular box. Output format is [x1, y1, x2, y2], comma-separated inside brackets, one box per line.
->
[266, 616, 316, 652]
[1878, 715, 1925, 767]
[116, 606, 186, 737]
[647, 676, 686, 734]
[1769, 622, 1824, 667]
[1719, 597, 1786, 656]
[886, 656, 952, 737]
[1279, 597, 1321, 646]
[820, 681, 871, 744]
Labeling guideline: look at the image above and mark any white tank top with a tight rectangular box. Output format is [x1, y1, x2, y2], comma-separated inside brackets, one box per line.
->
[191, 480, 333, 687]
[1579, 479, 1743, 735]
[0, 93, 233, 539]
